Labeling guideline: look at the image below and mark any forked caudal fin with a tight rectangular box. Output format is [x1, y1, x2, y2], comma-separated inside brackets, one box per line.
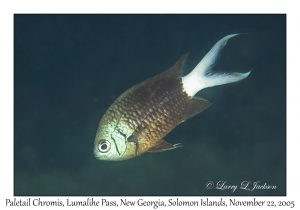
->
[181, 34, 251, 97]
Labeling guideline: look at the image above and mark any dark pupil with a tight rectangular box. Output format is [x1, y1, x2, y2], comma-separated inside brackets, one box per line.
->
[101, 143, 107, 150]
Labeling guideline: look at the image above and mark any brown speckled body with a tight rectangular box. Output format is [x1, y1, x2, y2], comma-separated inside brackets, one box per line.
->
[95, 54, 210, 160]
[94, 34, 250, 161]
[104, 74, 189, 154]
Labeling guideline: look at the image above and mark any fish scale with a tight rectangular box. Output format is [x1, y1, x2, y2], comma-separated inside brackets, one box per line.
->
[94, 34, 250, 161]
[110, 79, 189, 151]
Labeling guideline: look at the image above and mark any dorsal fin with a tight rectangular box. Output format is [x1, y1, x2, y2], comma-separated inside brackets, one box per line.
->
[126, 53, 189, 93]
[156, 53, 189, 80]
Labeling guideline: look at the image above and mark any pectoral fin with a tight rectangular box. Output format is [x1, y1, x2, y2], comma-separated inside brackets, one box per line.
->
[127, 125, 146, 156]
[147, 139, 181, 152]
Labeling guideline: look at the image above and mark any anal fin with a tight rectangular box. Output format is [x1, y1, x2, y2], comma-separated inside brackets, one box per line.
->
[147, 139, 181, 152]
[182, 96, 211, 122]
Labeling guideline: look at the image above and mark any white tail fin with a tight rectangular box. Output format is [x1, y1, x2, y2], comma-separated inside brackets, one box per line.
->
[182, 34, 251, 97]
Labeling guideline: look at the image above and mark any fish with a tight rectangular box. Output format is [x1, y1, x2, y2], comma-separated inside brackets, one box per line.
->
[94, 34, 250, 161]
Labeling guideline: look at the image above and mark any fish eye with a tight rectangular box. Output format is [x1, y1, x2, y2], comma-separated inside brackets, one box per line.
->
[98, 140, 111, 153]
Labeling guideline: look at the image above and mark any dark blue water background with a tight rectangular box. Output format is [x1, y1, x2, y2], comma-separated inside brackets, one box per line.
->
[14, 14, 286, 195]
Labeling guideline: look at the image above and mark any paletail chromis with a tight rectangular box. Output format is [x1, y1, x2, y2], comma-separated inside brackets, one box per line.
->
[94, 34, 250, 161]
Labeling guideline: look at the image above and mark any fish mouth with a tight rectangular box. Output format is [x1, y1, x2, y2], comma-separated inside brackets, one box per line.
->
[94, 148, 108, 160]
[93, 145, 104, 159]
[94, 154, 107, 160]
